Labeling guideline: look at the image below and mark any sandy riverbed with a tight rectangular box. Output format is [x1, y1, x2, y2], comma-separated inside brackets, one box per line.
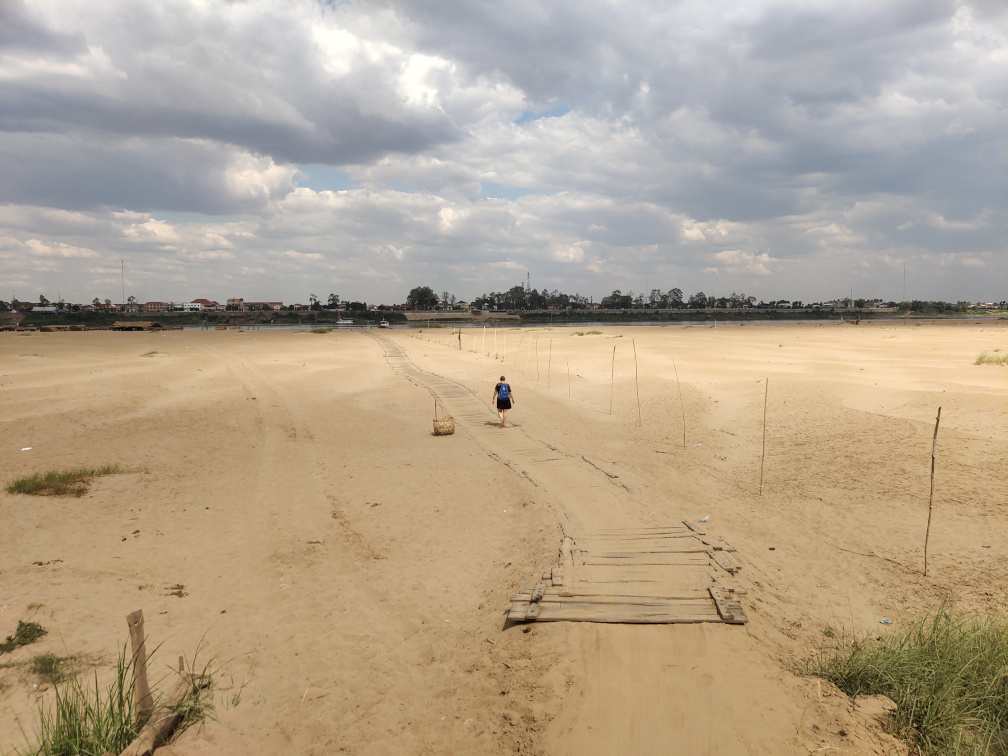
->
[1, 321, 1005, 755]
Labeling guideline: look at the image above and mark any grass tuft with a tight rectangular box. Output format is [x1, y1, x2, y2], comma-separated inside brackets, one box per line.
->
[572, 330, 603, 336]
[1, 621, 47, 655]
[31, 653, 71, 684]
[309, 328, 331, 334]
[140, 350, 161, 357]
[804, 603, 1008, 755]
[975, 349, 1008, 366]
[6, 464, 130, 497]
[20, 644, 213, 756]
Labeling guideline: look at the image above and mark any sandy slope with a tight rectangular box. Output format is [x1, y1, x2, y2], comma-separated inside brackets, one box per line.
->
[1, 321, 1005, 755]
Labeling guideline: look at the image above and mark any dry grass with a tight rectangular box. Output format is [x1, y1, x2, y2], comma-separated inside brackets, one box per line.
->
[975, 349, 1008, 366]
[6, 465, 131, 497]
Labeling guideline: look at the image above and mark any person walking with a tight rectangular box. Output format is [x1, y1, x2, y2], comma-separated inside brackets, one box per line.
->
[492, 375, 514, 427]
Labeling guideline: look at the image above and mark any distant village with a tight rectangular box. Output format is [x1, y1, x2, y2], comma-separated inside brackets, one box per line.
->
[3, 289, 1005, 317]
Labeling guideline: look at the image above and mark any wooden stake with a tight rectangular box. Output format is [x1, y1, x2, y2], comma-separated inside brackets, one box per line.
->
[609, 344, 616, 415]
[924, 406, 941, 577]
[759, 378, 768, 495]
[513, 333, 525, 368]
[671, 353, 686, 448]
[547, 339, 552, 388]
[632, 338, 641, 426]
[126, 610, 153, 726]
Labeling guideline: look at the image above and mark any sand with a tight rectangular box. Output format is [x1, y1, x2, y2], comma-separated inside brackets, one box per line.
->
[1, 320, 1005, 755]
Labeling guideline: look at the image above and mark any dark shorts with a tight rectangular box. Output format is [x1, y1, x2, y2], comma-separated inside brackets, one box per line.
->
[496, 398, 511, 410]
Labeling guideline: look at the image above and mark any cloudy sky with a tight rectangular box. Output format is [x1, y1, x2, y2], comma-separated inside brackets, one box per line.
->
[1, 0, 1004, 306]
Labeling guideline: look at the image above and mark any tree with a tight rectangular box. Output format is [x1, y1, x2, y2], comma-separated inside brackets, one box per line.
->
[39, 294, 49, 306]
[327, 293, 339, 309]
[649, 288, 663, 308]
[309, 293, 320, 311]
[407, 286, 438, 310]
[667, 288, 684, 307]
[687, 291, 707, 308]
[93, 298, 100, 308]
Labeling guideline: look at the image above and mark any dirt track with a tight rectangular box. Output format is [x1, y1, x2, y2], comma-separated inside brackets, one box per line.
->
[2, 322, 1005, 754]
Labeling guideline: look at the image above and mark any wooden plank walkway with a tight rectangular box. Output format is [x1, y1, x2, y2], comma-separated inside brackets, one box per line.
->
[370, 333, 747, 625]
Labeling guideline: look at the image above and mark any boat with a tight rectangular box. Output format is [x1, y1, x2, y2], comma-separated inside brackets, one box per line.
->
[336, 318, 353, 325]
[379, 319, 391, 328]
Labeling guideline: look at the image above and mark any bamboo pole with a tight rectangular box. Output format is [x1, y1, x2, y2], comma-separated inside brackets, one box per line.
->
[609, 344, 616, 415]
[481, 326, 485, 356]
[759, 377, 768, 494]
[126, 610, 153, 726]
[566, 357, 571, 398]
[924, 407, 941, 577]
[513, 333, 525, 368]
[547, 339, 552, 388]
[671, 353, 686, 448]
[632, 338, 641, 426]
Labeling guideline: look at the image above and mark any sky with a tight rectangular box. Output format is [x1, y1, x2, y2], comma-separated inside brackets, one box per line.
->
[1, 0, 1005, 307]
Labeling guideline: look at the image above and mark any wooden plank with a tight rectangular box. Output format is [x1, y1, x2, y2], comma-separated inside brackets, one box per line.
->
[581, 554, 708, 566]
[581, 548, 711, 557]
[707, 549, 742, 574]
[708, 586, 734, 622]
[682, 519, 706, 536]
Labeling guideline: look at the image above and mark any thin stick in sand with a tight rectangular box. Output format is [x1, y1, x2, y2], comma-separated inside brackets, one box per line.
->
[547, 339, 552, 388]
[671, 353, 686, 448]
[513, 333, 525, 368]
[566, 357, 571, 398]
[535, 338, 540, 381]
[759, 377, 768, 494]
[632, 338, 641, 426]
[924, 406, 941, 577]
[609, 344, 616, 415]
[481, 326, 486, 356]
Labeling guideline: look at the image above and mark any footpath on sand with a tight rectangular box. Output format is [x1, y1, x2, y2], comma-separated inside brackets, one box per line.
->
[373, 332, 837, 755]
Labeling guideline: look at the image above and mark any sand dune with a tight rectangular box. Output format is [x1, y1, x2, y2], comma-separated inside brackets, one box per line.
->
[1, 321, 1005, 754]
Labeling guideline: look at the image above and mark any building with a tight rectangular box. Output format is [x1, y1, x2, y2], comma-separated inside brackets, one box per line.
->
[191, 298, 221, 311]
[226, 298, 245, 311]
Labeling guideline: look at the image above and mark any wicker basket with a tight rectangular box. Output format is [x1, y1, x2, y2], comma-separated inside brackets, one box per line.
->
[433, 416, 455, 435]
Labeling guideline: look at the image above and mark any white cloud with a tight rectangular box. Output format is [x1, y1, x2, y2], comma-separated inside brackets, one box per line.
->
[0, 0, 1002, 305]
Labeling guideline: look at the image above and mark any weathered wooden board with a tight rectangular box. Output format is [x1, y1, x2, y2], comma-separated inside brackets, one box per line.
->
[508, 594, 722, 624]
[581, 554, 709, 566]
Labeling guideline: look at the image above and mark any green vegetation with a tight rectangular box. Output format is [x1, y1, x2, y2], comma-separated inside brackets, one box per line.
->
[309, 328, 332, 334]
[976, 349, 1008, 366]
[32, 653, 71, 684]
[20, 645, 214, 756]
[572, 330, 603, 336]
[140, 350, 161, 356]
[6, 464, 130, 497]
[804, 604, 1008, 755]
[1, 621, 47, 654]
